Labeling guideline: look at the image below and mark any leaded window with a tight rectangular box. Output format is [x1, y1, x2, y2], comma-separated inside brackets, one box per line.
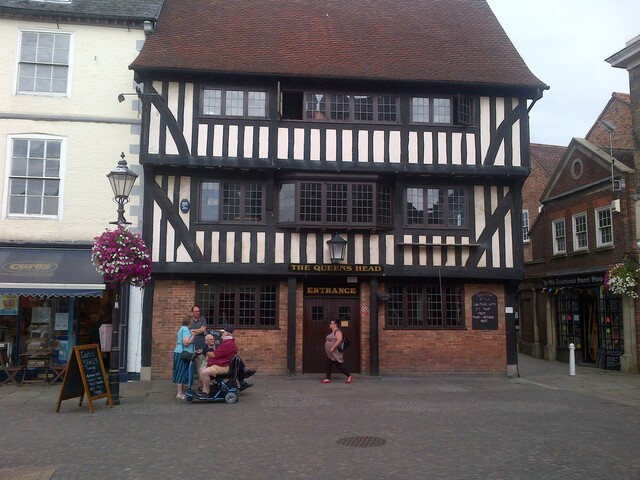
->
[405, 187, 468, 227]
[279, 180, 392, 228]
[303, 92, 398, 123]
[387, 284, 464, 329]
[197, 283, 277, 328]
[199, 181, 264, 223]
[411, 96, 452, 124]
[202, 87, 267, 118]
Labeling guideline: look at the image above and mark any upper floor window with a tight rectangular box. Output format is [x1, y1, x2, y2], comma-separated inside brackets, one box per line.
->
[411, 95, 475, 125]
[386, 284, 464, 329]
[552, 218, 566, 254]
[17, 30, 71, 95]
[522, 209, 530, 242]
[280, 91, 398, 123]
[6, 136, 62, 217]
[278, 180, 392, 228]
[595, 207, 613, 247]
[572, 213, 588, 251]
[405, 186, 468, 228]
[199, 181, 264, 223]
[306, 93, 398, 122]
[202, 88, 267, 118]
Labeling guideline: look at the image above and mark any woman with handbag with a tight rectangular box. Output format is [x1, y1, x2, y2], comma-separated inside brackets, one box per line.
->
[173, 316, 195, 399]
[321, 319, 352, 384]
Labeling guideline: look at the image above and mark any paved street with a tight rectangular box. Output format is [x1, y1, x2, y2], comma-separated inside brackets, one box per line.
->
[1, 354, 640, 480]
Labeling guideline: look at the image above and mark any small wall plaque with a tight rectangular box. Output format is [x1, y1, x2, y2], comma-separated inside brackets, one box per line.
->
[180, 199, 190, 213]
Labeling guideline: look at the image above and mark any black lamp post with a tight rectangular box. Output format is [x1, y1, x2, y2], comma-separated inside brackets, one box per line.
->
[327, 233, 348, 264]
[106, 153, 138, 404]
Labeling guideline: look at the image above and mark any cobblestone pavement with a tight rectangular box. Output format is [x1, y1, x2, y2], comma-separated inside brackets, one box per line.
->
[1, 354, 639, 480]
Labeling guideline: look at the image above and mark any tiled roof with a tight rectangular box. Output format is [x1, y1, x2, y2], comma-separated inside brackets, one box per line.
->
[0, 0, 163, 21]
[131, 0, 546, 90]
[585, 92, 634, 151]
[530, 144, 565, 177]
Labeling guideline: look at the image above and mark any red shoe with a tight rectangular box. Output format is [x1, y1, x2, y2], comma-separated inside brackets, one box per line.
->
[346, 375, 353, 384]
[321, 379, 331, 383]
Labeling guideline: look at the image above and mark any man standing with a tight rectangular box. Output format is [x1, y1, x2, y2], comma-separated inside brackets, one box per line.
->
[189, 306, 207, 386]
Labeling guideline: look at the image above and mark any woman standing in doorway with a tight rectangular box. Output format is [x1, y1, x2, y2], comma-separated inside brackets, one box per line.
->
[322, 319, 352, 384]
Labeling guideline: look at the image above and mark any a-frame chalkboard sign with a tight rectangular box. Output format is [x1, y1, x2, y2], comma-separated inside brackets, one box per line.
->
[56, 344, 113, 413]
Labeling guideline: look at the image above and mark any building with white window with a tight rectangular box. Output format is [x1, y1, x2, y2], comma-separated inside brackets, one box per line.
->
[0, 0, 163, 380]
[520, 92, 638, 372]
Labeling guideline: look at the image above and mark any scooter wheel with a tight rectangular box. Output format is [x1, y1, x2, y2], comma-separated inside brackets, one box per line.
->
[224, 392, 238, 404]
[185, 395, 194, 403]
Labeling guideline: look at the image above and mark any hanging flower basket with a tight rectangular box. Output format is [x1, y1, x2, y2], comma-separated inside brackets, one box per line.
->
[604, 258, 640, 298]
[91, 225, 152, 287]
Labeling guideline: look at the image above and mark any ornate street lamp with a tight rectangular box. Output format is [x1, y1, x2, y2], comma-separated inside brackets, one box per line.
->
[107, 153, 138, 226]
[327, 233, 348, 264]
[106, 153, 138, 404]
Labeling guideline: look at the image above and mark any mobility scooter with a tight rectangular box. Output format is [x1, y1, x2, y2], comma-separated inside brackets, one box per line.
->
[184, 354, 241, 404]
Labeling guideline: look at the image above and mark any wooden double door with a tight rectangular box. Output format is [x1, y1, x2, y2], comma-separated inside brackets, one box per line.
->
[303, 297, 360, 374]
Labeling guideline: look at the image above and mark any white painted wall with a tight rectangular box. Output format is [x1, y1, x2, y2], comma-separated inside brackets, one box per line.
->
[0, 19, 146, 242]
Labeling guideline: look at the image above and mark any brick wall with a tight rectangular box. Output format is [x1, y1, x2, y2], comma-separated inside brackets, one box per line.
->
[379, 284, 506, 374]
[151, 279, 507, 378]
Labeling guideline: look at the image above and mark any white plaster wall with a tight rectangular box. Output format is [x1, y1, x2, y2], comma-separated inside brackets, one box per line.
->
[0, 19, 146, 242]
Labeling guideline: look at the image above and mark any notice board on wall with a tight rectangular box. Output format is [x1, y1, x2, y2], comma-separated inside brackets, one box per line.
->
[55, 344, 112, 414]
[471, 292, 498, 330]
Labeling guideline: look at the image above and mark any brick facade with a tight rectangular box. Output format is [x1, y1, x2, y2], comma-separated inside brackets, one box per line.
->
[151, 279, 506, 379]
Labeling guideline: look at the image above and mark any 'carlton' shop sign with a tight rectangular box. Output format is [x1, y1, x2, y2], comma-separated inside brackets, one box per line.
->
[289, 263, 383, 274]
[542, 272, 605, 288]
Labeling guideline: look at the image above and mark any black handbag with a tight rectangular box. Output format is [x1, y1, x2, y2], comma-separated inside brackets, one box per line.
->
[181, 350, 194, 362]
[338, 336, 350, 352]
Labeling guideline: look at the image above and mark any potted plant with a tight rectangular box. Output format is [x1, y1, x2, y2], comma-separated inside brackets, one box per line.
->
[91, 225, 152, 287]
[604, 258, 640, 298]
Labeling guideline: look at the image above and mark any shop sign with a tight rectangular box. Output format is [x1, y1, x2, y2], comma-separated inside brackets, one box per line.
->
[289, 263, 383, 274]
[2, 261, 57, 274]
[472, 292, 498, 330]
[542, 273, 604, 288]
[304, 286, 359, 296]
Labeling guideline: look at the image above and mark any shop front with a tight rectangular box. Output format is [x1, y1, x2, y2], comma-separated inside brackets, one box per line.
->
[0, 246, 111, 382]
[520, 271, 633, 370]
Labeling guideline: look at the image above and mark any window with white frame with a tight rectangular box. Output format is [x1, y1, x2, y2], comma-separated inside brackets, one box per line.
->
[201, 88, 267, 118]
[572, 213, 588, 251]
[596, 207, 613, 247]
[17, 30, 71, 94]
[522, 209, 530, 242]
[552, 218, 566, 254]
[7, 136, 62, 217]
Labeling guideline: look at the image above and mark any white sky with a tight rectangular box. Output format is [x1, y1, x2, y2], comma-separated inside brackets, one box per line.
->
[486, 0, 640, 146]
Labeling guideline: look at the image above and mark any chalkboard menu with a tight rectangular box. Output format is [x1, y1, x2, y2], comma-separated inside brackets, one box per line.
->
[56, 344, 112, 414]
[472, 292, 498, 330]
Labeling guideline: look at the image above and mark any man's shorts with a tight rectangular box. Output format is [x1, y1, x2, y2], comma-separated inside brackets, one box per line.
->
[201, 364, 229, 377]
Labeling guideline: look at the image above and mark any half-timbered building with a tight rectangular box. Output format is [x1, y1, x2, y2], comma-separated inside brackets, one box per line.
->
[130, 0, 546, 379]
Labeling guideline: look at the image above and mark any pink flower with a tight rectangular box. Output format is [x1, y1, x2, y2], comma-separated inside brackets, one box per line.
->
[91, 225, 152, 287]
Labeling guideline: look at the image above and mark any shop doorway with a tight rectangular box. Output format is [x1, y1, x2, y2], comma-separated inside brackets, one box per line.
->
[303, 297, 360, 374]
